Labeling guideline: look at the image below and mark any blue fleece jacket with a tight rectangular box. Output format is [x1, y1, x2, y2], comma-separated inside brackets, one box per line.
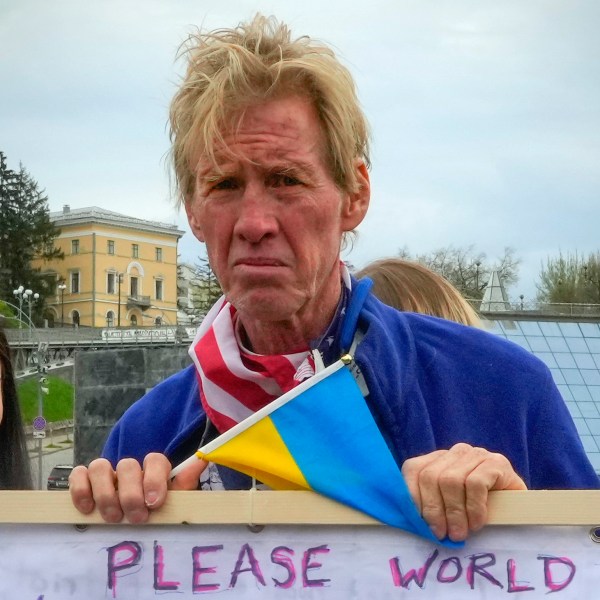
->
[102, 291, 600, 489]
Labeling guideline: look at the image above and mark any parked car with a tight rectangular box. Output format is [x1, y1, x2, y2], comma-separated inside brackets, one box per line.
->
[47, 465, 73, 490]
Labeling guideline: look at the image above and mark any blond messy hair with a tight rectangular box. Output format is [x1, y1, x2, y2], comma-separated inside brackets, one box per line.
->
[356, 258, 481, 327]
[169, 14, 370, 206]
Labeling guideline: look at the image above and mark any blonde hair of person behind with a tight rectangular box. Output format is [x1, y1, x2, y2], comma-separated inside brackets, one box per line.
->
[169, 14, 371, 207]
[356, 258, 481, 327]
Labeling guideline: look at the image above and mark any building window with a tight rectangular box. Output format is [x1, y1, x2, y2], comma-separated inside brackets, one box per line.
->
[71, 239, 80, 254]
[155, 279, 163, 301]
[70, 271, 80, 294]
[130, 276, 139, 297]
[155, 316, 162, 326]
[107, 272, 116, 294]
[107, 240, 115, 255]
[155, 247, 163, 262]
[132, 244, 139, 258]
[130, 314, 137, 326]
[72, 310, 80, 327]
[106, 311, 115, 327]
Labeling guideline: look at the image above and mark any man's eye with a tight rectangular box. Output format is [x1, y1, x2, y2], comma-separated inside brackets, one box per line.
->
[272, 174, 301, 187]
[213, 178, 237, 190]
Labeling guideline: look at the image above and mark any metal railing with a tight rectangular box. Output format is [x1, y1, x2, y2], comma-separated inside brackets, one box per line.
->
[127, 294, 152, 309]
[4, 325, 199, 347]
[467, 299, 600, 317]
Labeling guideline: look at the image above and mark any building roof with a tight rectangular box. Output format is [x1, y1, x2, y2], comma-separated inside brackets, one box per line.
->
[486, 316, 600, 474]
[480, 270, 510, 312]
[49, 205, 185, 238]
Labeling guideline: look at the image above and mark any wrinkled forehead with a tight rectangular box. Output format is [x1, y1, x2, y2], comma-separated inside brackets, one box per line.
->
[191, 98, 331, 177]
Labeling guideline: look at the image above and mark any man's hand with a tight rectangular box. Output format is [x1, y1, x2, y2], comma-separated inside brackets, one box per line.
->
[69, 453, 208, 523]
[402, 443, 526, 542]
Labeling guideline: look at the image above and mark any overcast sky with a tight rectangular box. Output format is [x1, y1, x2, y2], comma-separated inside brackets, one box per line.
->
[2, 0, 599, 301]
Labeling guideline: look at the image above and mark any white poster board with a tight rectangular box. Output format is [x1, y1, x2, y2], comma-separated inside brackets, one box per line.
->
[0, 523, 597, 599]
[0, 490, 599, 599]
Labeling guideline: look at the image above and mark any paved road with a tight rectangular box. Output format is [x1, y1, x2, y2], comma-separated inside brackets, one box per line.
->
[28, 433, 74, 491]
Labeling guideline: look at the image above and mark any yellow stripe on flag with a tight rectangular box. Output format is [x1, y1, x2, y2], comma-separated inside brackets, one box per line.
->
[197, 416, 310, 491]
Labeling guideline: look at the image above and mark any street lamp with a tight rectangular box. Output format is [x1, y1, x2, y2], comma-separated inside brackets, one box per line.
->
[13, 286, 25, 328]
[13, 285, 45, 488]
[24, 289, 39, 327]
[13, 285, 37, 328]
[58, 281, 67, 326]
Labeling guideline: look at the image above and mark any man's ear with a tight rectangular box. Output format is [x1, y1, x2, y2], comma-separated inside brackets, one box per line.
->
[185, 198, 206, 242]
[341, 160, 370, 231]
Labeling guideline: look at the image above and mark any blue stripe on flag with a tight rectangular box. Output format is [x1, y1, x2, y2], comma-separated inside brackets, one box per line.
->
[270, 365, 462, 547]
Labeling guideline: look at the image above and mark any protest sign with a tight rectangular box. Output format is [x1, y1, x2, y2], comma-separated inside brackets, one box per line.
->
[0, 490, 598, 599]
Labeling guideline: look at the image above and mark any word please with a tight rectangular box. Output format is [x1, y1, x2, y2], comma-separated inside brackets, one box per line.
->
[108, 540, 330, 596]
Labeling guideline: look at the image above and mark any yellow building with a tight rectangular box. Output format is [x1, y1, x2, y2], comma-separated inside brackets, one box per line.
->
[38, 205, 184, 328]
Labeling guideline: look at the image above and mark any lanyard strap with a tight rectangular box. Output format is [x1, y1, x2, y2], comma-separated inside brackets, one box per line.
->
[340, 276, 373, 355]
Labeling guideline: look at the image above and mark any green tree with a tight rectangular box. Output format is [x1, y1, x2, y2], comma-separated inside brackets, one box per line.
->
[398, 245, 520, 300]
[177, 261, 203, 324]
[0, 152, 63, 321]
[536, 251, 600, 304]
[583, 256, 600, 303]
[195, 256, 223, 314]
[0, 301, 19, 328]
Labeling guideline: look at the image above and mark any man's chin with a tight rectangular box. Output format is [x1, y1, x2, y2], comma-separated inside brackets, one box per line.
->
[230, 289, 302, 321]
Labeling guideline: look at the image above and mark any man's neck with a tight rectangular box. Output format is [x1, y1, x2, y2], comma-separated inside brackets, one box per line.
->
[237, 289, 342, 356]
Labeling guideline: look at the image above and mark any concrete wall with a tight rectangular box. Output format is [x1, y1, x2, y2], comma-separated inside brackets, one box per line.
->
[74, 345, 191, 465]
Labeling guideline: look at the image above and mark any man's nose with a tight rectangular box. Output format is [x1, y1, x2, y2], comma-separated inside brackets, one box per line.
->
[233, 185, 278, 243]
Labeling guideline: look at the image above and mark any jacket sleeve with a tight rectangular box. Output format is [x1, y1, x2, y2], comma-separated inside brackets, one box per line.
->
[102, 365, 206, 468]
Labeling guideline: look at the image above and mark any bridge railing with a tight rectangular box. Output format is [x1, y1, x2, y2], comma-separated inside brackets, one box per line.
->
[467, 299, 600, 317]
[4, 326, 199, 347]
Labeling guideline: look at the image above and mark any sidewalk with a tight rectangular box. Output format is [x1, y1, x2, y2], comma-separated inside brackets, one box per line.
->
[28, 433, 74, 455]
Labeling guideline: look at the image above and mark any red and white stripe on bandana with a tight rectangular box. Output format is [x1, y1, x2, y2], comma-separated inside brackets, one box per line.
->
[189, 297, 315, 433]
[188, 263, 352, 434]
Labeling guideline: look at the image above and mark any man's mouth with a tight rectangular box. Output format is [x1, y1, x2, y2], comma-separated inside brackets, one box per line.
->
[234, 258, 286, 267]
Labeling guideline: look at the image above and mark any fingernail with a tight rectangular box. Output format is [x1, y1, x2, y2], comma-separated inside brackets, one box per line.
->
[448, 526, 465, 542]
[430, 525, 443, 539]
[105, 508, 122, 523]
[129, 509, 148, 524]
[145, 491, 159, 507]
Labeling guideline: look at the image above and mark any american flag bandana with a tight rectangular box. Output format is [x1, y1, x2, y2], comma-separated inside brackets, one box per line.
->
[188, 264, 352, 433]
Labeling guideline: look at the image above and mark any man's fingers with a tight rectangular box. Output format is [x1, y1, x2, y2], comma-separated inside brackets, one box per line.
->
[114, 458, 148, 523]
[170, 457, 209, 490]
[87, 458, 124, 523]
[69, 454, 178, 524]
[402, 444, 527, 543]
[141, 452, 173, 510]
[436, 445, 490, 541]
[69, 464, 96, 514]
[465, 452, 527, 532]
[401, 450, 446, 514]
[414, 444, 483, 541]
[418, 464, 449, 540]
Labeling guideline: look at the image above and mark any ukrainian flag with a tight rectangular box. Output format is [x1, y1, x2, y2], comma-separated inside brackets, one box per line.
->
[188, 357, 460, 547]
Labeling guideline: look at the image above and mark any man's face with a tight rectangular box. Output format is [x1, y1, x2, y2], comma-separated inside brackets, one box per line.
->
[186, 95, 369, 332]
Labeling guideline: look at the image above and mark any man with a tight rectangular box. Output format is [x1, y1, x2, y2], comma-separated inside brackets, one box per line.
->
[70, 15, 599, 541]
